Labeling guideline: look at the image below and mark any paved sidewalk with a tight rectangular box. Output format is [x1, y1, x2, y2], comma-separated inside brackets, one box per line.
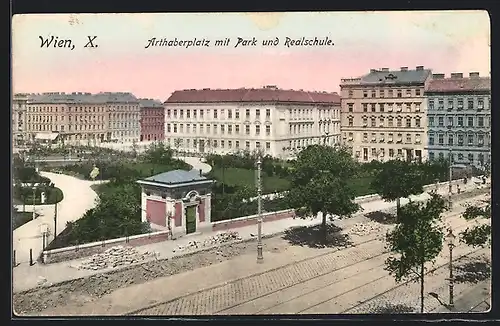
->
[13, 172, 99, 265]
[432, 279, 491, 313]
[32, 204, 488, 316]
[13, 181, 487, 293]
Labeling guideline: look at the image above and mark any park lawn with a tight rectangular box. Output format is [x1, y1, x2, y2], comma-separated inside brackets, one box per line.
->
[122, 162, 191, 177]
[13, 211, 38, 230]
[348, 176, 376, 197]
[210, 167, 291, 194]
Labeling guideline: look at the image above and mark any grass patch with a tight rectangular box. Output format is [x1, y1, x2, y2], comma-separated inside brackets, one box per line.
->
[13, 211, 39, 230]
[122, 162, 189, 176]
[209, 167, 291, 194]
[349, 176, 375, 197]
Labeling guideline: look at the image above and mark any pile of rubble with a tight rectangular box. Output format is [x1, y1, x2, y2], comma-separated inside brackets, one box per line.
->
[348, 222, 383, 237]
[173, 231, 242, 253]
[74, 246, 157, 270]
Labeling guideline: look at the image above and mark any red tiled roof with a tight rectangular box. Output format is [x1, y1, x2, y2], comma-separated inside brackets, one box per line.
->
[427, 78, 491, 93]
[165, 87, 340, 104]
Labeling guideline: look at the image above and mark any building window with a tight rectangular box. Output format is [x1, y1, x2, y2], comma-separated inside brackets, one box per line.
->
[397, 117, 402, 127]
[468, 98, 474, 109]
[255, 125, 260, 135]
[458, 153, 464, 161]
[467, 116, 474, 127]
[245, 141, 250, 150]
[438, 99, 444, 110]
[457, 117, 464, 126]
[468, 134, 474, 145]
[379, 117, 384, 126]
[415, 133, 421, 144]
[468, 153, 474, 162]
[478, 99, 484, 109]
[428, 99, 434, 110]
[429, 133, 435, 145]
[256, 141, 261, 149]
[406, 89, 412, 97]
[246, 109, 250, 118]
[379, 103, 385, 112]
[371, 117, 376, 127]
[371, 90, 376, 98]
[457, 98, 464, 109]
[348, 132, 354, 141]
[388, 117, 394, 127]
[415, 117, 421, 128]
[406, 103, 411, 112]
[266, 109, 271, 118]
[265, 142, 271, 150]
[265, 125, 271, 136]
[363, 118, 368, 126]
[415, 89, 421, 96]
[235, 110, 239, 119]
[255, 109, 260, 118]
[428, 117, 434, 127]
[478, 134, 484, 146]
[438, 117, 444, 127]
[363, 91, 368, 98]
[245, 125, 250, 135]
[213, 110, 218, 119]
[406, 118, 411, 128]
[478, 117, 484, 127]
[396, 104, 402, 112]
[429, 152, 435, 161]
[348, 103, 354, 112]
[397, 90, 402, 98]
[448, 134, 454, 146]
[389, 148, 395, 157]
[363, 133, 368, 142]
[371, 104, 376, 112]
[235, 140, 240, 148]
[447, 117, 453, 127]
[448, 100, 454, 110]
[348, 117, 353, 127]
[388, 133, 394, 143]
[380, 89, 385, 98]
[371, 133, 376, 143]
[458, 134, 464, 146]
[438, 134, 444, 145]
[235, 125, 240, 134]
[438, 152, 444, 160]
[406, 134, 412, 144]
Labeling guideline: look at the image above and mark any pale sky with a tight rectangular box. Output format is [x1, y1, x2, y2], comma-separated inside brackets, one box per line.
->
[12, 11, 490, 101]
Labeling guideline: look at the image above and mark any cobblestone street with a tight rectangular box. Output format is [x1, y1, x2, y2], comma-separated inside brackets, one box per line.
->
[25, 191, 489, 316]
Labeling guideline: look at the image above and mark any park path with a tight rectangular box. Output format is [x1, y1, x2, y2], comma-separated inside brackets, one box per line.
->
[13, 172, 99, 265]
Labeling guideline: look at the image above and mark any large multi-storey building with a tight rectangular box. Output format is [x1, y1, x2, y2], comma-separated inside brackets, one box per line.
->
[340, 66, 432, 162]
[425, 72, 491, 168]
[163, 86, 341, 158]
[12, 93, 29, 147]
[21, 92, 141, 145]
[139, 99, 165, 142]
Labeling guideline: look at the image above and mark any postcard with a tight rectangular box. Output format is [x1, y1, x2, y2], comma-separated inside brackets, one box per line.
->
[12, 11, 491, 317]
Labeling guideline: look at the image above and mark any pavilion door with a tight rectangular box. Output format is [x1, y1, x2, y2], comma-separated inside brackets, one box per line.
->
[185, 205, 197, 234]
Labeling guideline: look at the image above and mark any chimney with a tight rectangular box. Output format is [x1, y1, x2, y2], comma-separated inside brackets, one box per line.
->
[381, 68, 389, 71]
[432, 73, 445, 79]
[450, 72, 463, 78]
[370, 69, 377, 73]
[400, 67, 408, 71]
[469, 72, 480, 78]
[199, 169, 202, 177]
[416, 66, 424, 71]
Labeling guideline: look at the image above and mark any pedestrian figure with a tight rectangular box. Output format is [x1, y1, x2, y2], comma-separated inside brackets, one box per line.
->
[457, 184, 461, 194]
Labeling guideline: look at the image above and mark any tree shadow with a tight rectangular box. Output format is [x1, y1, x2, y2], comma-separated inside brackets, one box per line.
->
[454, 259, 491, 284]
[282, 224, 353, 248]
[364, 211, 397, 225]
[369, 303, 416, 314]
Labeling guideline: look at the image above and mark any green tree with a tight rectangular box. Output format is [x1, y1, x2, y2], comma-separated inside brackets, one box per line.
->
[286, 145, 360, 243]
[143, 142, 173, 164]
[459, 199, 491, 247]
[384, 193, 446, 313]
[371, 160, 426, 220]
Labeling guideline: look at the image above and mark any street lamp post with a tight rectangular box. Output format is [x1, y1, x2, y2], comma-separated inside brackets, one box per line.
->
[448, 149, 453, 210]
[445, 228, 456, 307]
[256, 156, 264, 263]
